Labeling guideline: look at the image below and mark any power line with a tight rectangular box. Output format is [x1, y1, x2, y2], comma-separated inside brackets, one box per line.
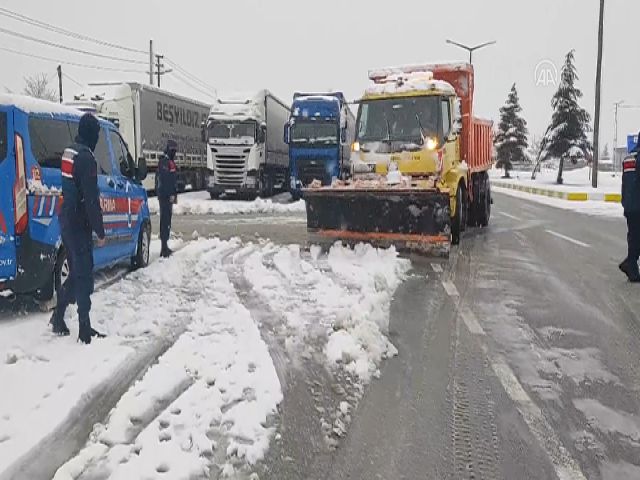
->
[164, 57, 216, 93]
[170, 70, 216, 100]
[62, 72, 85, 89]
[0, 27, 147, 65]
[0, 6, 147, 55]
[0, 46, 147, 73]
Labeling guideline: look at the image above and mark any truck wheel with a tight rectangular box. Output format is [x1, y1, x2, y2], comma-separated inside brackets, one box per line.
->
[210, 191, 221, 200]
[131, 223, 151, 269]
[478, 175, 491, 227]
[451, 184, 466, 246]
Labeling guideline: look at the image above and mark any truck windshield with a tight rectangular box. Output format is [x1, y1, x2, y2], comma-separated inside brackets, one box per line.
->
[357, 96, 439, 143]
[291, 120, 338, 145]
[0, 112, 7, 164]
[208, 122, 255, 140]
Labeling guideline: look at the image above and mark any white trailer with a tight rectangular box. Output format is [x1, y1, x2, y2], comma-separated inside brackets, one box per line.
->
[67, 83, 211, 192]
[204, 90, 290, 198]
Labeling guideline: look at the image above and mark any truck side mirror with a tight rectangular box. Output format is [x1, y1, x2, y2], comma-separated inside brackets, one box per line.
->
[136, 155, 148, 182]
[341, 127, 347, 143]
[258, 123, 267, 143]
[201, 122, 207, 143]
[284, 123, 290, 144]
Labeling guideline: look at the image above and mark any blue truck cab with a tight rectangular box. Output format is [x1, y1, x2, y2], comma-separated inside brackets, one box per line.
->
[0, 95, 151, 304]
[284, 93, 356, 200]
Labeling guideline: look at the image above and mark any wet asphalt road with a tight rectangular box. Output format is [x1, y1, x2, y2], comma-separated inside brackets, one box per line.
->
[161, 191, 640, 480]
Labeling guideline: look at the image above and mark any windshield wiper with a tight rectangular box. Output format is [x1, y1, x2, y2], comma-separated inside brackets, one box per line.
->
[415, 114, 426, 144]
[383, 116, 393, 144]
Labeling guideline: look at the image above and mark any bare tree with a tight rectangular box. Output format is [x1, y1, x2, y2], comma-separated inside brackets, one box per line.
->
[23, 73, 57, 102]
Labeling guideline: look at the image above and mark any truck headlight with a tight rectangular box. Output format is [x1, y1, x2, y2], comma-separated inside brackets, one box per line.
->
[352, 141, 360, 152]
[426, 137, 438, 151]
[245, 176, 256, 187]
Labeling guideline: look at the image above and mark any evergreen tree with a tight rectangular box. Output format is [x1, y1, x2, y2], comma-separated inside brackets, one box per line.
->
[494, 84, 529, 178]
[540, 50, 592, 184]
[601, 143, 610, 159]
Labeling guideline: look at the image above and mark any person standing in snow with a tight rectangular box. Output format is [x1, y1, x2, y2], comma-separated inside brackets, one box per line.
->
[157, 139, 178, 258]
[50, 113, 107, 344]
[619, 132, 640, 282]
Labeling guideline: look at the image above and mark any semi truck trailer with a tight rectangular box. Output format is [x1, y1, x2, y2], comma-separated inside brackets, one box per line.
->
[304, 63, 493, 255]
[67, 82, 211, 193]
[284, 93, 356, 201]
[204, 90, 290, 199]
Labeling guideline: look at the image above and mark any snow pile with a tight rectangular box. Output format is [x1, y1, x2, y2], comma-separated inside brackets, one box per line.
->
[54, 239, 281, 479]
[490, 167, 621, 193]
[0, 93, 84, 116]
[209, 90, 272, 123]
[240, 242, 411, 382]
[27, 179, 61, 195]
[148, 191, 306, 216]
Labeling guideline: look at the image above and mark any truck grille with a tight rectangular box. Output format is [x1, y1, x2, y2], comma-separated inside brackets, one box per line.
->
[298, 159, 329, 186]
[211, 146, 249, 186]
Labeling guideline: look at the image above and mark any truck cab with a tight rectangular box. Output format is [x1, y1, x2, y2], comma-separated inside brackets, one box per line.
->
[205, 91, 289, 199]
[0, 95, 151, 305]
[284, 93, 355, 201]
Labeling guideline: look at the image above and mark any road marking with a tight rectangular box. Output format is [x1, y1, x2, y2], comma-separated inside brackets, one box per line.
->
[545, 230, 590, 248]
[448, 284, 588, 480]
[442, 280, 459, 298]
[431, 263, 444, 273]
[498, 212, 521, 221]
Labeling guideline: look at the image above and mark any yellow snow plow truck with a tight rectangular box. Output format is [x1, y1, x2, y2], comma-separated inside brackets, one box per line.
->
[304, 63, 493, 256]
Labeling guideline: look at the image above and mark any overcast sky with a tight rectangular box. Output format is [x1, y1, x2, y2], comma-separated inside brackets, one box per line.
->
[1, 0, 639, 149]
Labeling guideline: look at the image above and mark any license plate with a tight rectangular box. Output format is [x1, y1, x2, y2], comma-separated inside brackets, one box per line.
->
[225, 189, 237, 194]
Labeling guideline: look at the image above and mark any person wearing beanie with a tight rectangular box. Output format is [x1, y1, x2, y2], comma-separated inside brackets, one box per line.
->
[157, 139, 178, 257]
[50, 113, 107, 344]
[620, 131, 640, 282]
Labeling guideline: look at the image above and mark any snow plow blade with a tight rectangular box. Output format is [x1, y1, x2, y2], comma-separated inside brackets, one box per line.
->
[304, 189, 452, 256]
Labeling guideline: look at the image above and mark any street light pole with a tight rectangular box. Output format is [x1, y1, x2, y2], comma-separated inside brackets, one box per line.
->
[592, 0, 605, 188]
[446, 39, 497, 65]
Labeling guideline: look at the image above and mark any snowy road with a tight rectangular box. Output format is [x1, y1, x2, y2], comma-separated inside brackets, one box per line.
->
[3, 192, 640, 480]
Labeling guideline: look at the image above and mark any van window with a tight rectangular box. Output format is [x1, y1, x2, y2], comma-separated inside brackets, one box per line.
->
[109, 131, 127, 175]
[70, 122, 111, 175]
[93, 129, 112, 175]
[28, 117, 74, 169]
[0, 112, 7, 163]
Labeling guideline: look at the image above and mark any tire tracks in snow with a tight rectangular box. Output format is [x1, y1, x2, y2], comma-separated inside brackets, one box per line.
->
[2, 241, 231, 480]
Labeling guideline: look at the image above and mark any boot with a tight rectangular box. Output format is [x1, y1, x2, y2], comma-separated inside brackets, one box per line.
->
[78, 321, 92, 345]
[50, 309, 70, 336]
[620, 259, 640, 282]
[160, 244, 173, 258]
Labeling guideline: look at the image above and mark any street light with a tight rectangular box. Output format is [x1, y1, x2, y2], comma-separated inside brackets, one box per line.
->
[445, 39, 497, 64]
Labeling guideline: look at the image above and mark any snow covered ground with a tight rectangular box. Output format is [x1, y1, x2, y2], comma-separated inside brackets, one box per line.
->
[148, 191, 306, 216]
[0, 238, 409, 479]
[490, 166, 621, 193]
[494, 187, 624, 218]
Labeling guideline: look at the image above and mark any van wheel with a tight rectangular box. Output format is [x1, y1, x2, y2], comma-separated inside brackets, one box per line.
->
[36, 251, 69, 311]
[132, 223, 151, 269]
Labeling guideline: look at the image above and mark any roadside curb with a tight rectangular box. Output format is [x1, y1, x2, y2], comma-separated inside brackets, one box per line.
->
[492, 180, 621, 203]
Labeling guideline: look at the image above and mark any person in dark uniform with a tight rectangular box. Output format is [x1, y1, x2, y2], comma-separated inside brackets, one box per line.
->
[619, 132, 640, 283]
[50, 113, 107, 343]
[158, 139, 178, 258]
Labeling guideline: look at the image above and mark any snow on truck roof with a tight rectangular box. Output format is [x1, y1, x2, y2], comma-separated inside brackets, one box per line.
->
[0, 93, 85, 117]
[364, 71, 456, 97]
[368, 62, 472, 81]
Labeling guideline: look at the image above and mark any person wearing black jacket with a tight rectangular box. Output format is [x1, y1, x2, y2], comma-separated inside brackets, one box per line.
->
[620, 132, 640, 283]
[50, 113, 107, 343]
[157, 139, 178, 258]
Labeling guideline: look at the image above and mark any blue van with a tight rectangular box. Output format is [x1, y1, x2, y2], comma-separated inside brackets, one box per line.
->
[0, 95, 151, 305]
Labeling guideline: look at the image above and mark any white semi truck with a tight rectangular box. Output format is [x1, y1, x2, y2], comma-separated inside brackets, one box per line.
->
[204, 90, 290, 198]
[67, 82, 212, 192]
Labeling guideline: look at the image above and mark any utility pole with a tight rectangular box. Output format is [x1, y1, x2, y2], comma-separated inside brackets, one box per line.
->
[592, 0, 605, 188]
[446, 39, 497, 64]
[154, 54, 172, 88]
[149, 40, 154, 85]
[57, 65, 63, 103]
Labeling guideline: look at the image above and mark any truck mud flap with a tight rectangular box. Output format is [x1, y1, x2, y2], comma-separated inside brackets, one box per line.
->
[304, 189, 452, 257]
